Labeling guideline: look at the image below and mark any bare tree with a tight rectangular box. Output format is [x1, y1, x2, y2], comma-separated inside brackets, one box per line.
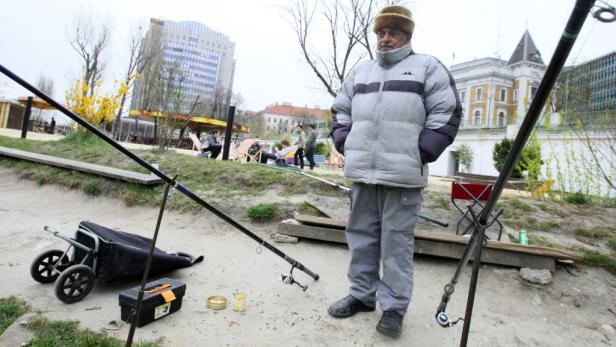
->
[112, 24, 155, 139]
[32, 74, 56, 123]
[35, 73, 55, 97]
[571, 112, 616, 192]
[285, 0, 400, 97]
[556, 70, 616, 193]
[68, 8, 110, 97]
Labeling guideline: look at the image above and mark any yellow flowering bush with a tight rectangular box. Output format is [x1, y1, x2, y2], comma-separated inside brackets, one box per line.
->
[65, 79, 127, 135]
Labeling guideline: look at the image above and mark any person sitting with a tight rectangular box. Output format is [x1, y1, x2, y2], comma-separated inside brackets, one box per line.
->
[199, 129, 223, 159]
[260, 140, 292, 167]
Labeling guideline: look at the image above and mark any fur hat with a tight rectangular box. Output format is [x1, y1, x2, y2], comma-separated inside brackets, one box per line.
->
[373, 5, 415, 36]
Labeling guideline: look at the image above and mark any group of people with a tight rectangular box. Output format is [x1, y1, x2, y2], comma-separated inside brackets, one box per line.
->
[259, 123, 317, 170]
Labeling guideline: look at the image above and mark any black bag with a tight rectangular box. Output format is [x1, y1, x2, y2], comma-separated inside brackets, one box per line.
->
[248, 142, 261, 155]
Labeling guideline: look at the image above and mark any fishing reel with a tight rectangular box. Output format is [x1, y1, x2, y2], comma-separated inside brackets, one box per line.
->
[436, 311, 464, 328]
[280, 265, 308, 291]
[593, 1, 616, 22]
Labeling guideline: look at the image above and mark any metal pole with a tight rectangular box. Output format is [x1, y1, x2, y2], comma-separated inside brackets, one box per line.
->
[125, 180, 173, 347]
[222, 106, 235, 160]
[20, 96, 33, 138]
[459, 1, 595, 346]
[0, 64, 319, 282]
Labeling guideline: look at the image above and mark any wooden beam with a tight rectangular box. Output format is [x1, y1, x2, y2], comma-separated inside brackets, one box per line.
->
[293, 214, 583, 262]
[278, 222, 556, 270]
[0, 146, 163, 186]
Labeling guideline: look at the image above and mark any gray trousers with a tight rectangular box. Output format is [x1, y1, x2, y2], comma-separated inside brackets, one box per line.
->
[346, 182, 422, 315]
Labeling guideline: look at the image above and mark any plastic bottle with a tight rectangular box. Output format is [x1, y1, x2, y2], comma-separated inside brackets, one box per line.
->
[519, 229, 528, 245]
[232, 293, 246, 312]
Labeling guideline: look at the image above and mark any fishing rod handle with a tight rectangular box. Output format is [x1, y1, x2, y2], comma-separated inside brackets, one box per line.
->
[287, 256, 320, 280]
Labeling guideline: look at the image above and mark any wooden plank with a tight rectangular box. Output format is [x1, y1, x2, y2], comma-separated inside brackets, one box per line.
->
[277, 223, 347, 244]
[294, 214, 583, 262]
[0, 146, 163, 185]
[415, 239, 555, 270]
[296, 214, 346, 229]
[278, 222, 555, 269]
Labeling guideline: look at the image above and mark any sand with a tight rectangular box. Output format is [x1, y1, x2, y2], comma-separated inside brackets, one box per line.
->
[1, 166, 615, 346]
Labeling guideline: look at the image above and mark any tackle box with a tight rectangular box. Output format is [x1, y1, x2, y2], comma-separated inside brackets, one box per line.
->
[119, 278, 186, 327]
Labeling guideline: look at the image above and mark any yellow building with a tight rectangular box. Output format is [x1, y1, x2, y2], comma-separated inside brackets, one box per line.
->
[452, 31, 548, 130]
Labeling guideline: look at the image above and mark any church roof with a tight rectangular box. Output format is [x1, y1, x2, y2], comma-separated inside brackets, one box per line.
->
[508, 30, 545, 65]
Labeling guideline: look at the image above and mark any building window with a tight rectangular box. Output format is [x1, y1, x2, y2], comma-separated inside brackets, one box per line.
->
[460, 91, 466, 102]
[476, 88, 482, 101]
[530, 86, 538, 100]
[500, 89, 506, 102]
[513, 90, 518, 102]
[498, 111, 505, 127]
[473, 110, 481, 126]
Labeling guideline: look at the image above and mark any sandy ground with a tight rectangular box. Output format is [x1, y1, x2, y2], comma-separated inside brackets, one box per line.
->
[1, 166, 616, 347]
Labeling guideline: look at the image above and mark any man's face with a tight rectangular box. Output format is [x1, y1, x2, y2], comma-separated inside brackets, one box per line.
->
[376, 28, 409, 52]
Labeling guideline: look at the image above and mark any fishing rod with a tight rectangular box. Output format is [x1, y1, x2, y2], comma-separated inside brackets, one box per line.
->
[0, 64, 320, 286]
[255, 162, 449, 227]
[434, 1, 612, 346]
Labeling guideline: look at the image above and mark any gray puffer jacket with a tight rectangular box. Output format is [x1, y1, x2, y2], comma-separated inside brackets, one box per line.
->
[331, 42, 461, 188]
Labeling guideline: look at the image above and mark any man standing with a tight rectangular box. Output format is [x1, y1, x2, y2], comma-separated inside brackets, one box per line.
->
[304, 124, 317, 170]
[293, 125, 305, 169]
[328, 5, 461, 338]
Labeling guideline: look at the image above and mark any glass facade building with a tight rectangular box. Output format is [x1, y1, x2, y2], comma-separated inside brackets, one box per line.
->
[131, 18, 236, 115]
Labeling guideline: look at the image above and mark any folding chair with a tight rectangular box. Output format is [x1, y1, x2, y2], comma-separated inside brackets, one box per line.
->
[234, 138, 262, 163]
[451, 181, 504, 241]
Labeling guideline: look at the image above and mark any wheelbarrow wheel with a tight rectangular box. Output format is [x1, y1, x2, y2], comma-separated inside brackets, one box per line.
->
[54, 264, 95, 304]
[30, 249, 71, 284]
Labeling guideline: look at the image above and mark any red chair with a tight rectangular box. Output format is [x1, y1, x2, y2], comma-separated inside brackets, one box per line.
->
[451, 181, 504, 240]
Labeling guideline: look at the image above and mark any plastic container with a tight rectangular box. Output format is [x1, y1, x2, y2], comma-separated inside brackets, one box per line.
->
[232, 293, 246, 312]
[118, 278, 185, 327]
[519, 229, 528, 245]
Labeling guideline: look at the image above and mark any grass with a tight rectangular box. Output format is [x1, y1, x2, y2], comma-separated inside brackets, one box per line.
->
[573, 226, 616, 239]
[0, 296, 158, 347]
[26, 317, 159, 347]
[297, 202, 326, 217]
[246, 203, 279, 222]
[434, 196, 450, 209]
[507, 198, 535, 212]
[0, 296, 30, 334]
[580, 249, 616, 274]
[0, 134, 346, 213]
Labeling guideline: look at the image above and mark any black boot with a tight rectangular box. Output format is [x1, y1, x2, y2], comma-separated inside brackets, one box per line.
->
[376, 311, 404, 338]
[328, 295, 375, 318]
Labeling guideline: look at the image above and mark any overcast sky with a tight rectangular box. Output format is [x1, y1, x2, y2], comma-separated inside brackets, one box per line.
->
[0, 0, 614, 116]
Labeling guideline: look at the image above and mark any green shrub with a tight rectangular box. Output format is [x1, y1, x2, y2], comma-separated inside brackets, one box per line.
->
[564, 192, 592, 205]
[315, 142, 331, 158]
[608, 238, 616, 252]
[83, 181, 101, 196]
[246, 203, 279, 222]
[493, 135, 542, 179]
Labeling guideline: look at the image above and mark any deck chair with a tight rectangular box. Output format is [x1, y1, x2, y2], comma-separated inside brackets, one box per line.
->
[451, 181, 504, 241]
[234, 138, 262, 163]
[189, 133, 202, 152]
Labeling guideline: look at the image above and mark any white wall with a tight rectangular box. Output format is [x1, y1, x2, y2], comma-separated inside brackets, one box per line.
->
[429, 129, 615, 197]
